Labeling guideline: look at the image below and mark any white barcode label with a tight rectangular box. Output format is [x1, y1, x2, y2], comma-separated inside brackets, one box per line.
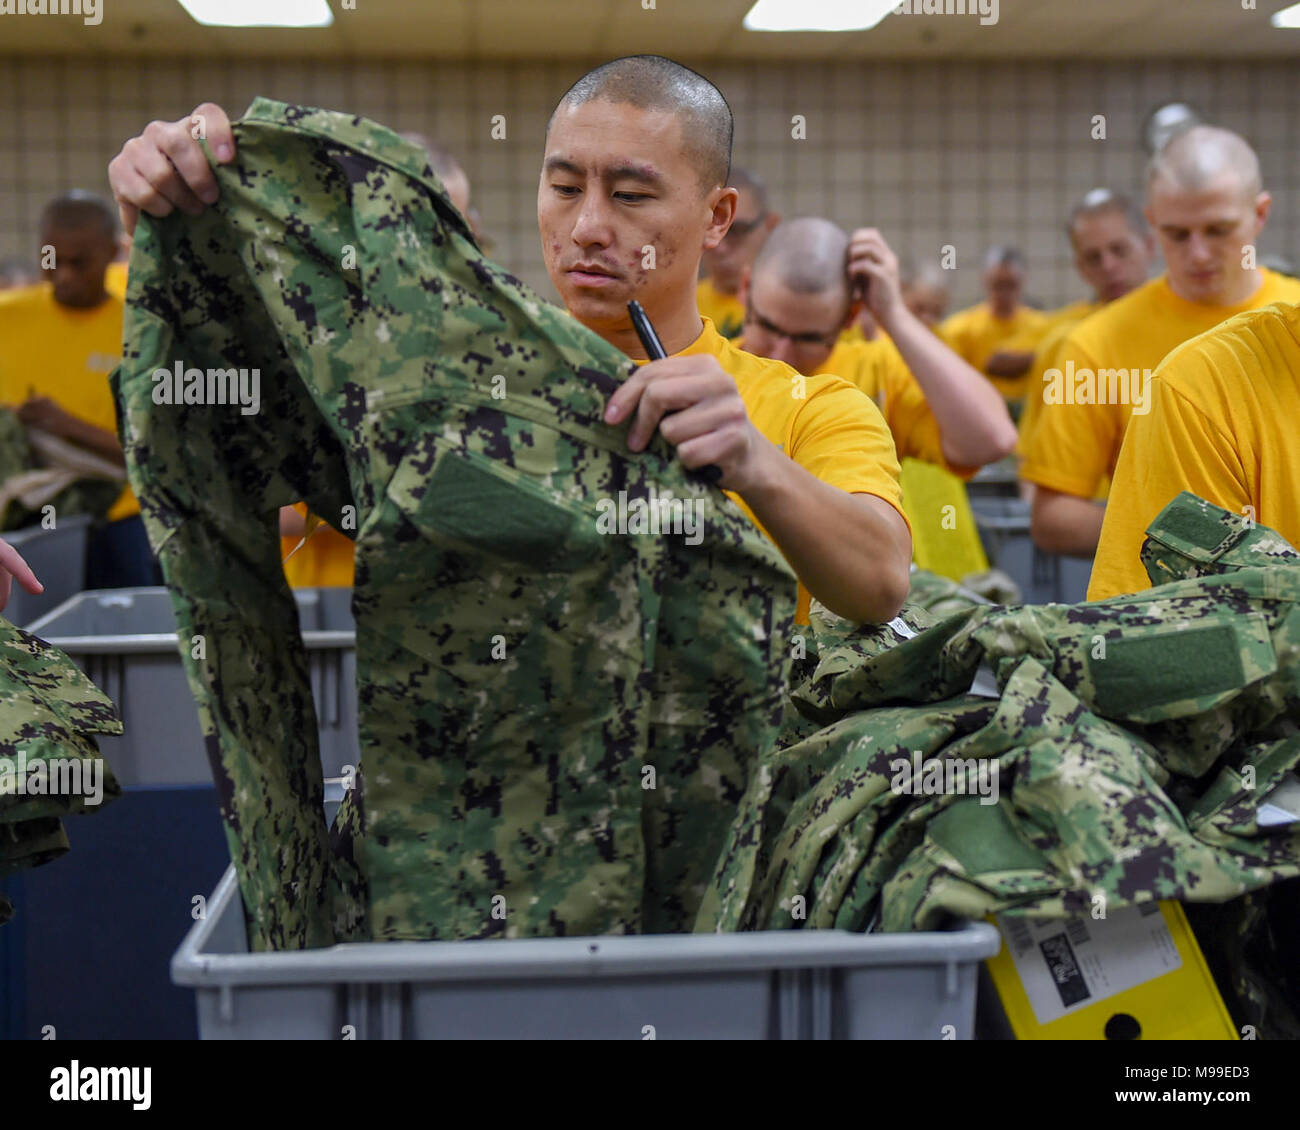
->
[1004, 916, 1034, 958]
[994, 904, 1182, 1027]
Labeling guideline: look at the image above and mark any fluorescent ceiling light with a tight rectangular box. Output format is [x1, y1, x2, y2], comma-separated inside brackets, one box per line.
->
[1272, 3, 1300, 27]
[744, 0, 897, 33]
[177, 0, 334, 28]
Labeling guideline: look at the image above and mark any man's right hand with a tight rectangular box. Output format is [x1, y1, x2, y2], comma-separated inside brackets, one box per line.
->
[107, 103, 236, 236]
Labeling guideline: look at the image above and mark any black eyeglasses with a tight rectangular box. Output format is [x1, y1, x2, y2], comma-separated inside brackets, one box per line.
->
[744, 299, 841, 350]
[722, 212, 768, 244]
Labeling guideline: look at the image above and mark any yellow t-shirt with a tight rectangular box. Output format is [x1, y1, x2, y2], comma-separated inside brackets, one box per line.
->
[1089, 301, 1300, 600]
[105, 261, 129, 301]
[0, 283, 137, 522]
[695, 278, 745, 340]
[939, 302, 1050, 400]
[635, 316, 909, 623]
[741, 334, 983, 580]
[1015, 301, 1103, 457]
[809, 337, 963, 474]
[280, 502, 356, 588]
[1039, 299, 1098, 338]
[1021, 270, 1300, 502]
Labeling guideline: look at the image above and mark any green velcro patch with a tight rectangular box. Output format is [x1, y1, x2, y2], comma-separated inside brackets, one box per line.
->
[1088, 623, 1248, 714]
[1149, 492, 1242, 561]
[423, 449, 585, 569]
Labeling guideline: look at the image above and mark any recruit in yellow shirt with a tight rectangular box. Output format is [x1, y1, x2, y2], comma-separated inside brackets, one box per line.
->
[810, 336, 961, 473]
[635, 316, 909, 623]
[1015, 301, 1103, 457]
[281, 502, 356, 588]
[1020, 270, 1300, 503]
[1089, 301, 1300, 600]
[695, 277, 745, 340]
[105, 260, 129, 301]
[938, 302, 1050, 400]
[0, 283, 137, 522]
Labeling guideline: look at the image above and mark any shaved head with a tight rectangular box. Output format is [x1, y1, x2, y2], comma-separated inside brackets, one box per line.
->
[548, 54, 733, 193]
[727, 166, 769, 214]
[1146, 125, 1262, 200]
[752, 217, 850, 304]
[903, 260, 950, 293]
[39, 190, 118, 243]
[400, 131, 464, 183]
[1068, 188, 1147, 241]
[983, 245, 1025, 272]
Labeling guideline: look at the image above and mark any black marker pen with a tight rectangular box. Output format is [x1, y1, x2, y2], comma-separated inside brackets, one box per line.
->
[626, 300, 723, 485]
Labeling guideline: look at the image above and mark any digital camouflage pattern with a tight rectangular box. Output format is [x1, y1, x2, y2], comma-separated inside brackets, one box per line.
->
[0, 617, 123, 925]
[114, 99, 797, 949]
[1141, 489, 1300, 587]
[698, 494, 1300, 1034]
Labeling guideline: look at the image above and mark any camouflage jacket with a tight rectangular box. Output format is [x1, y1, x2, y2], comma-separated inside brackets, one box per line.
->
[698, 493, 1300, 939]
[0, 619, 123, 925]
[115, 99, 797, 949]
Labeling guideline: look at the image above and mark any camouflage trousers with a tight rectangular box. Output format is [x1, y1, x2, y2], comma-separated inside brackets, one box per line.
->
[698, 494, 1300, 1031]
[115, 99, 797, 949]
[0, 619, 122, 925]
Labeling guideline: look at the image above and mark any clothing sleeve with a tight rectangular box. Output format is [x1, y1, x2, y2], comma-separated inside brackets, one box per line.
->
[876, 343, 973, 477]
[1019, 334, 1120, 497]
[937, 313, 972, 366]
[1089, 372, 1249, 600]
[1016, 322, 1071, 457]
[788, 379, 911, 535]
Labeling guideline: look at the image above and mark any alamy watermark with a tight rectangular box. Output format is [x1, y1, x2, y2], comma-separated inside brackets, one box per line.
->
[890, 750, 999, 805]
[1041, 363, 1153, 415]
[0, 0, 101, 25]
[595, 484, 707, 545]
[0, 752, 104, 806]
[152, 361, 261, 415]
[892, 0, 999, 27]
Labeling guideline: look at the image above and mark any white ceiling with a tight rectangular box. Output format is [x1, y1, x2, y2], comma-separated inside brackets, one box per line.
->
[2, 0, 1299, 59]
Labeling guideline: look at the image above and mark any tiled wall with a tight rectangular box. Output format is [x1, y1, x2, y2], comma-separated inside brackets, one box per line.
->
[2, 55, 1296, 310]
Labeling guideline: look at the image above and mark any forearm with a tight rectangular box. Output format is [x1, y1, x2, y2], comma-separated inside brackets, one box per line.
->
[985, 350, 1035, 378]
[738, 442, 912, 623]
[280, 506, 307, 537]
[58, 418, 125, 464]
[1031, 487, 1105, 557]
[881, 305, 1017, 467]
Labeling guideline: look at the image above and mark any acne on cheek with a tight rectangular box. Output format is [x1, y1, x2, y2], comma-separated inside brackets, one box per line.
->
[631, 233, 674, 279]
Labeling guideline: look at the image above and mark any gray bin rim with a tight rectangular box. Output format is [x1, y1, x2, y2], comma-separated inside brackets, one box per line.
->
[3, 512, 94, 544]
[172, 865, 1001, 988]
[25, 586, 354, 652]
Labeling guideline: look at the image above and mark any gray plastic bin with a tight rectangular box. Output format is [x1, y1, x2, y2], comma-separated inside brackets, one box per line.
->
[1, 513, 92, 627]
[173, 864, 1001, 1040]
[24, 586, 357, 787]
[971, 497, 1093, 605]
[965, 455, 1020, 500]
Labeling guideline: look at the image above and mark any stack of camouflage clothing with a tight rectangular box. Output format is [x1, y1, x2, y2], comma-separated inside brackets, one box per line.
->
[115, 99, 797, 950]
[697, 492, 1300, 1034]
[0, 618, 123, 925]
[0, 408, 124, 531]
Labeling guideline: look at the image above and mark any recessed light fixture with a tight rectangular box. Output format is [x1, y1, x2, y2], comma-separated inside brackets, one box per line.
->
[176, 0, 334, 28]
[1271, 3, 1300, 28]
[743, 0, 898, 33]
